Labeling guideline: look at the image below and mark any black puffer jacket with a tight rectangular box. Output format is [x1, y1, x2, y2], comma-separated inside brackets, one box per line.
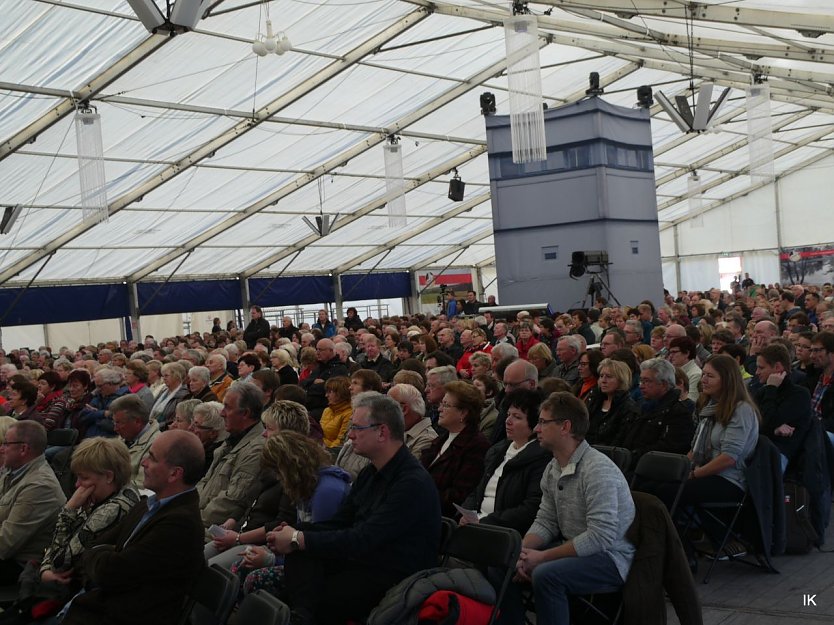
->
[461, 439, 551, 535]
[614, 389, 695, 470]
[585, 388, 640, 446]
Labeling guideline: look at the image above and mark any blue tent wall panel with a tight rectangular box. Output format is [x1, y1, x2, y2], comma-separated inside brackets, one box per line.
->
[0, 284, 129, 326]
[341, 272, 411, 300]
[137, 280, 240, 316]
[0, 272, 412, 326]
[249, 276, 334, 307]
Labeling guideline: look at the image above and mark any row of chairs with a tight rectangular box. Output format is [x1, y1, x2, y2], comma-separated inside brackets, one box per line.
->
[178, 524, 521, 625]
[178, 563, 290, 625]
[595, 443, 778, 585]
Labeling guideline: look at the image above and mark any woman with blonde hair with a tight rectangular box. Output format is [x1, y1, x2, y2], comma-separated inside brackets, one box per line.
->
[584, 358, 640, 445]
[269, 348, 299, 386]
[232, 430, 351, 597]
[10, 438, 140, 619]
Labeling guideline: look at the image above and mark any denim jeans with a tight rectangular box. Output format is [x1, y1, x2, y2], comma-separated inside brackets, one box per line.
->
[496, 551, 624, 625]
[532, 552, 624, 625]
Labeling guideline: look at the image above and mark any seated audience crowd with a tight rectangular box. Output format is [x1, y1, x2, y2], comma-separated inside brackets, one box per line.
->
[0, 283, 831, 624]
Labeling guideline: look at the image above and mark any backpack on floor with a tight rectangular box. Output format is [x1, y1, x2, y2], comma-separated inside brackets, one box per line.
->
[783, 479, 818, 554]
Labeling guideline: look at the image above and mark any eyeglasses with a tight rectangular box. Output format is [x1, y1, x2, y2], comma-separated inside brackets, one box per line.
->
[668, 349, 681, 355]
[639, 377, 659, 385]
[0, 441, 25, 447]
[440, 401, 460, 409]
[809, 347, 825, 353]
[503, 379, 532, 389]
[536, 417, 563, 426]
[348, 422, 381, 432]
[190, 423, 213, 431]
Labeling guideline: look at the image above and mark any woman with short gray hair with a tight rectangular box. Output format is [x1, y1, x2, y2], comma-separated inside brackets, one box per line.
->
[185, 365, 218, 403]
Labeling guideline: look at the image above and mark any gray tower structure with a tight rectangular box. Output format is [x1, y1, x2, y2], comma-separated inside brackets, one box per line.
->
[485, 97, 664, 310]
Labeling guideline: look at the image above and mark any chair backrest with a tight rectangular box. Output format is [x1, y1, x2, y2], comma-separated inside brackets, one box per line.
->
[441, 524, 521, 625]
[442, 523, 521, 571]
[440, 516, 457, 554]
[593, 445, 633, 474]
[188, 564, 240, 625]
[47, 428, 78, 447]
[236, 590, 291, 625]
[631, 451, 692, 516]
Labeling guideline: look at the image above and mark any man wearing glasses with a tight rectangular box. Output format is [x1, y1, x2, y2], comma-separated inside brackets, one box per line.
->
[0, 421, 65, 584]
[268, 392, 441, 625]
[504, 392, 635, 625]
[808, 331, 834, 446]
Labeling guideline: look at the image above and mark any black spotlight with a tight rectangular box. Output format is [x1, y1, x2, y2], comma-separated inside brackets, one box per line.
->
[586, 72, 604, 96]
[637, 85, 653, 108]
[569, 251, 586, 279]
[448, 168, 465, 202]
[480, 91, 496, 116]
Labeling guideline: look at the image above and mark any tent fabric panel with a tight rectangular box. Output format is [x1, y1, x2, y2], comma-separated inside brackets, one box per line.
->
[137, 279, 240, 316]
[249, 276, 334, 307]
[0, 283, 128, 327]
[340, 272, 411, 301]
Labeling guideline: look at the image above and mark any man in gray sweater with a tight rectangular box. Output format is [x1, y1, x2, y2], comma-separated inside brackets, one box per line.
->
[510, 391, 635, 625]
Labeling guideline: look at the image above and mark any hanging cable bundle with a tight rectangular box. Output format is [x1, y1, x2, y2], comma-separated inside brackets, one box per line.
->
[74, 105, 109, 224]
[503, 12, 546, 164]
[383, 137, 406, 227]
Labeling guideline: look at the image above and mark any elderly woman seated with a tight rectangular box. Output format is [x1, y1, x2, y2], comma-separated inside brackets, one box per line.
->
[185, 365, 219, 403]
[149, 362, 189, 429]
[187, 401, 227, 475]
[420, 381, 490, 517]
[12, 438, 140, 621]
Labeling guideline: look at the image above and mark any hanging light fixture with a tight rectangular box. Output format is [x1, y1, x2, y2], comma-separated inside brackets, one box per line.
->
[383, 136, 406, 228]
[74, 104, 109, 224]
[746, 77, 774, 186]
[253, 19, 292, 57]
[687, 172, 704, 228]
[126, 0, 209, 33]
[504, 2, 546, 163]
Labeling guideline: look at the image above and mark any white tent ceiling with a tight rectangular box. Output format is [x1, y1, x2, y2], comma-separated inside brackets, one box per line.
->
[1, 0, 833, 287]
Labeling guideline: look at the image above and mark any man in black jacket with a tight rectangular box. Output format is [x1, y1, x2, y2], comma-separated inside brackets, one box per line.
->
[616, 358, 694, 472]
[301, 339, 349, 419]
[753, 343, 812, 473]
[807, 331, 834, 446]
[243, 305, 270, 349]
[360, 334, 395, 384]
[271, 393, 440, 625]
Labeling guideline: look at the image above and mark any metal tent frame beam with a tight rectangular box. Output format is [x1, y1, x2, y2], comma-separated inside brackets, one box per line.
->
[657, 126, 834, 212]
[0, 8, 430, 287]
[540, 1, 834, 37]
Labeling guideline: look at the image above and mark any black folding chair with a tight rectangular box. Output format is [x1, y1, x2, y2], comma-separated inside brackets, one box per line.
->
[46, 428, 79, 498]
[593, 445, 633, 476]
[440, 516, 457, 554]
[179, 564, 240, 625]
[441, 524, 521, 625]
[236, 590, 291, 625]
[630, 451, 691, 517]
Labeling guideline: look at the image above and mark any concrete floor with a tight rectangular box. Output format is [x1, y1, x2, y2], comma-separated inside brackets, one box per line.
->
[669, 510, 834, 624]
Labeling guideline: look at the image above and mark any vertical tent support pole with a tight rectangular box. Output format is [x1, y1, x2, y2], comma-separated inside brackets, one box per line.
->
[333, 273, 344, 323]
